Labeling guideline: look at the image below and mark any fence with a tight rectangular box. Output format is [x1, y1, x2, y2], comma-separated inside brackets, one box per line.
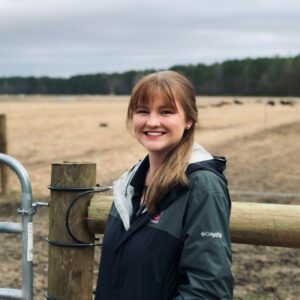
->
[47, 162, 300, 299]
[0, 158, 300, 299]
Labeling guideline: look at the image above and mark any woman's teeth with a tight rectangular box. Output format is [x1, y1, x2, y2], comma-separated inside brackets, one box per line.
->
[146, 132, 164, 136]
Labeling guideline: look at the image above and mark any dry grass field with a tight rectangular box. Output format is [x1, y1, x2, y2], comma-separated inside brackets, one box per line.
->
[0, 95, 300, 299]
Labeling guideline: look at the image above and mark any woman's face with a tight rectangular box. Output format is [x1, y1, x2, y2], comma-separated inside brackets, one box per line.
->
[132, 94, 192, 160]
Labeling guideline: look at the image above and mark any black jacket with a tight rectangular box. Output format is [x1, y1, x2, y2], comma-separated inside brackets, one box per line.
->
[95, 145, 234, 300]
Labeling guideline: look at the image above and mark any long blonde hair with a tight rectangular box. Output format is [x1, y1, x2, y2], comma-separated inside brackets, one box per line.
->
[127, 71, 198, 214]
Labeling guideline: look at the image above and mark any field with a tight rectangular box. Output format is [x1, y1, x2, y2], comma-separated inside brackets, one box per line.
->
[0, 95, 300, 299]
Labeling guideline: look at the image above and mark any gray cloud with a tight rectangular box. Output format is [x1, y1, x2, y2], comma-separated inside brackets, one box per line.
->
[0, 0, 300, 76]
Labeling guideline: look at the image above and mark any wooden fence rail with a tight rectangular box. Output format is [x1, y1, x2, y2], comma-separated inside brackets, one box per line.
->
[87, 194, 300, 248]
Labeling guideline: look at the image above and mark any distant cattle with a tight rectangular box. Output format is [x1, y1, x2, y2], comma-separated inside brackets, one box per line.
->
[221, 101, 232, 106]
[210, 101, 232, 108]
[211, 102, 225, 108]
[267, 100, 276, 106]
[233, 99, 243, 105]
[280, 100, 294, 106]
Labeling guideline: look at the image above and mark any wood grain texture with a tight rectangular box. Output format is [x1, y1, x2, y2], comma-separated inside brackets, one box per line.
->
[48, 162, 96, 300]
[230, 202, 300, 248]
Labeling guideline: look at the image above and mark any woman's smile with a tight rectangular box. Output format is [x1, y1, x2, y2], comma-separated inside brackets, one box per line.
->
[144, 131, 166, 137]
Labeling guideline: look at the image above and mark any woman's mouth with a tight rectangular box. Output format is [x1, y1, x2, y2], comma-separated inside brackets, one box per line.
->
[144, 131, 166, 136]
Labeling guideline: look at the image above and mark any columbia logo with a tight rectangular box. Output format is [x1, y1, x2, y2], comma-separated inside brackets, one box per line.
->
[201, 231, 222, 239]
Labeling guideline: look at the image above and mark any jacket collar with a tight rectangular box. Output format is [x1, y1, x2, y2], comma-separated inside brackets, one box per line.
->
[112, 142, 214, 231]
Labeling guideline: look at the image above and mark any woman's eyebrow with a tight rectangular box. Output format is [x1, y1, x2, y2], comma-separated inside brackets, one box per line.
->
[160, 105, 175, 108]
[159, 104, 178, 111]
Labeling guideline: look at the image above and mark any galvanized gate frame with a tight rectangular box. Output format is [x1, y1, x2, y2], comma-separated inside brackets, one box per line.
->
[0, 153, 33, 300]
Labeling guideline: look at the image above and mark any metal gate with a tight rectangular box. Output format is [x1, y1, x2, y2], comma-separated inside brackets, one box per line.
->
[0, 153, 33, 300]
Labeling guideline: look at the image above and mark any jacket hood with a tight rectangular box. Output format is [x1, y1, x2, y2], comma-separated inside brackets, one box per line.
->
[113, 143, 215, 230]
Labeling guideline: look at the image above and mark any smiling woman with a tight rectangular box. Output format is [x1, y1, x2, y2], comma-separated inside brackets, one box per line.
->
[95, 71, 234, 300]
[126, 71, 197, 214]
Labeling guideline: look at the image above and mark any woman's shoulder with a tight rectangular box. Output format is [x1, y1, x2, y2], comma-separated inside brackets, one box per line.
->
[188, 167, 227, 194]
[186, 165, 231, 213]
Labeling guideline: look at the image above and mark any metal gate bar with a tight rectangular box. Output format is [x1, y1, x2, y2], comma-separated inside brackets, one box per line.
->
[0, 153, 33, 300]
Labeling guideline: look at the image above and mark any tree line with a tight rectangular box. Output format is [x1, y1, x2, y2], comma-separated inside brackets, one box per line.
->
[1, 55, 299, 96]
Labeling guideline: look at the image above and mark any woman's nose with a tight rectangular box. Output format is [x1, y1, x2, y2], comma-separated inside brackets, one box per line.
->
[146, 113, 160, 127]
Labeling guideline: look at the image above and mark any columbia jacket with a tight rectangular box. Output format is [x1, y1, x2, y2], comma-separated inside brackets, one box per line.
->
[95, 143, 234, 300]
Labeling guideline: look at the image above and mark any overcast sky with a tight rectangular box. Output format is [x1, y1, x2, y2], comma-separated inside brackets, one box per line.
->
[0, 0, 299, 77]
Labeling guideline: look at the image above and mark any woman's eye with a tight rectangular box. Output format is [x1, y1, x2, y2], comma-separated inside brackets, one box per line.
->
[161, 110, 174, 115]
[135, 109, 148, 114]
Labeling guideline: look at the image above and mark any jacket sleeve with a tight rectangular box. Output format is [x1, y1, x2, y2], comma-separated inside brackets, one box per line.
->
[173, 171, 234, 300]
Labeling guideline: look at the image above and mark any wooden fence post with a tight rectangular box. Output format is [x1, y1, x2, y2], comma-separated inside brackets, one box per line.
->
[48, 162, 96, 300]
[0, 114, 8, 194]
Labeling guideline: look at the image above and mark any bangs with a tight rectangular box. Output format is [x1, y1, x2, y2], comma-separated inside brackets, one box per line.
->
[131, 78, 178, 112]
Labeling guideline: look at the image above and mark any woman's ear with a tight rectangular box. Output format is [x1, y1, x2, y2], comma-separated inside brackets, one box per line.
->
[185, 120, 193, 129]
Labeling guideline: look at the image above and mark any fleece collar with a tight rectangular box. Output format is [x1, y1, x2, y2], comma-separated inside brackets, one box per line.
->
[112, 142, 213, 231]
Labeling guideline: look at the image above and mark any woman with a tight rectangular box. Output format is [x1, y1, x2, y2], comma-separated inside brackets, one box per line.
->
[95, 71, 234, 299]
